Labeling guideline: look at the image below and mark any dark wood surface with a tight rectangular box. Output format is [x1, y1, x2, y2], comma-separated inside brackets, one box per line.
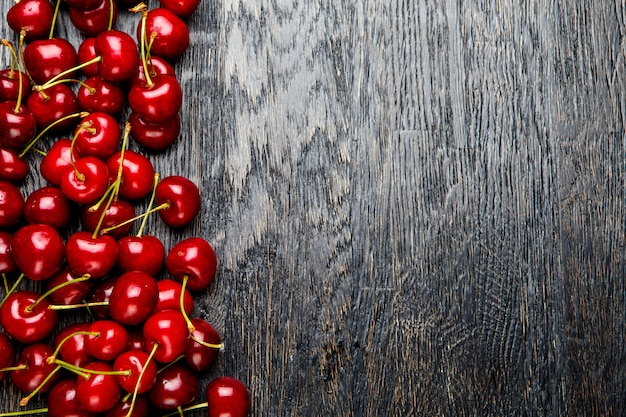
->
[2, 1, 625, 416]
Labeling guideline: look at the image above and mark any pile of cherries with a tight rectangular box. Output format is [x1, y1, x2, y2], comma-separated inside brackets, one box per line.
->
[0, 0, 250, 416]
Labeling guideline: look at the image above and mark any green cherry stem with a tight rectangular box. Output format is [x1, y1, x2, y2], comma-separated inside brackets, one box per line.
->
[47, 301, 109, 311]
[136, 173, 160, 237]
[162, 402, 209, 417]
[26, 274, 91, 312]
[179, 275, 195, 333]
[1, 273, 8, 294]
[48, 330, 99, 364]
[37, 56, 102, 91]
[19, 111, 90, 158]
[0, 273, 24, 309]
[124, 343, 158, 417]
[0, 39, 24, 113]
[48, 0, 62, 40]
[55, 359, 130, 378]
[19, 365, 62, 406]
[99, 201, 170, 235]
[0, 408, 48, 416]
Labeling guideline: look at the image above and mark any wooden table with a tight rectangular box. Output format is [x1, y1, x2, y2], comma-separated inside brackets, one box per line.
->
[1, 1, 624, 416]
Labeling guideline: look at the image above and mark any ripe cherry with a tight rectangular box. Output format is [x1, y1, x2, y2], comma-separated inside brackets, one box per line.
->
[40, 138, 82, 186]
[95, 30, 140, 82]
[128, 74, 182, 124]
[142, 309, 189, 363]
[154, 175, 201, 228]
[149, 363, 199, 410]
[77, 75, 125, 115]
[88, 275, 117, 319]
[6, 0, 55, 40]
[60, 156, 110, 204]
[26, 83, 80, 132]
[69, 0, 118, 37]
[0, 68, 31, 102]
[45, 267, 93, 306]
[47, 378, 96, 417]
[65, 231, 118, 279]
[85, 320, 130, 361]
[159, 0, 201, 18]
[10, 223, 65, 281]
[0, 231, 18, 274]
[105, 149, 155, 200]
[75, 361, 122, 413]
[138, 8, 190, 62]
[0, 331, 15, 382]
[53, 322, 95, 367]
[113, 349, 157, 394]
[185, 318, 221, 372]
[206, 376, 251, 417]
[0, 290, 58, 344]
[77, 37, 100, 77]
[10, 343, 59, 394]
[73, 112, 121, 159]
[166, 237, 218, 291]
[0, 147, 29, 183]
[0, 180, 24, 228]
[81, 198, 135, 239]
[0, 101, 37, 150]
[23, 186, 73, 230]
[130, 55, 175, 88]
[116, 235, 165, 275]
[104, 394, 150, 417]
[155, 278, 193, 315]
[129, 111, 180, 151]
[109, 270, 159, 326]
[23, 37, 78, 85]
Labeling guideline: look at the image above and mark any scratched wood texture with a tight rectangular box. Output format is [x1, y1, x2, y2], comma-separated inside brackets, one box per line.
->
[1, 0, 625, 416]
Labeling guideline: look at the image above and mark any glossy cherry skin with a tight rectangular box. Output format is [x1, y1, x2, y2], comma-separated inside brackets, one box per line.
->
[75, 361, 122, 413]
[105, 395, 149, 417]
[10, 343, 59, 394]
[0, 291, 58, 344]
[105, 150, 155, 200]
[113, 349, 157, 394]
[154, 175, 201, 228]
[78, 75, 125, 115]
[0, 331, 15, 382]
[85, 320, 130, 361]
[0, 147, 29, 183]
[159, 0, 201, 18]
[81, 198, 135, 239]
[60, 156, 110, 204]
[10, 223, 65, 281]
[23, 37, 78, 85]
[53, 322, 94, 368]
[7, 0, 54, 40]
[0, 180, 24, 229]
[77, 37, 100, 77]
[0, 101, 37, 150]
[23, 186, 73, 230]
[155, 278, 193, 315]
[116, 235, 165, 276]
[69, 0, 118, 37]
[74, 112, 121, 159]
[40, 139, 82, 186]
[48, 378, 96, 417]
[166, 237, 218, 291]
[95, 30, 140, 82]
[0, 231, 18, 274]
[128, 74, 182, 124]
[206, 376, 251, 417]
[46, 267, 93, 306]
[138, 8, 190, 61]
[109, 271, 159, 326]
[26, 83, 80, 131]
[65, 231, 118, 279]
[88, 275, 117, 319]
[149, 363, 199, 410]
[142, 309, 189, 363]
[130, 55, 176, 88]
[185, 318, 221, 372]
[129, 111, 180, 151]
[0, 69, 31, 102]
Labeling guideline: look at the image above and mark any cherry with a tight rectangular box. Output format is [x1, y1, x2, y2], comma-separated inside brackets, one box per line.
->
[105, 149, 155, 200]
[10, 343, 59, 394]
[26, 83, 80, 131]
[88, 275, 117, 319]
[23, 37, 78, 85]
[0, 147, 29, 183]
[81, 198, 135, 239]
[0, 68, 31, 102]
[23, 185, 73, 230]
[104, 395, 150, 417]
[113, 349, 157, 394]
[0, 290, 58, 343]
[6, 0, 55, 40]
[129, 111, 180, 151]
[73, 112, 121, 159]
[128, 73, 182, 124]
[69, 0, 118, 37]
[130, 55, 176, 88]
[206, 376, 251, 417]
[109, 270, 159, 326]
[116, 234, 165, 275]
[45, 267, 93, 306]
[85, 320, 130, 361]
[40, 138, 82, 186]
[127, 328, 146, 351]
[159, 0, 201, 18]
[142, 308, 189, 363]
[47, 378, 96, 417]
[0, 231, 18, 274]
[10, 223, 65, 281]
[155, 278, 193, 315]
[0, 331, 15, 382]
[149, 363, 199, 410]
[77, 75, 125, 115]
[52, 323, 95, 367]
[65, 231, 118, 279]
[95, 30, 140, 82]
[77, 37, 100, 77]
[60, 156, 110, 204]
[138, 8, 190, 62]
[0, 101, 37, 150]
[75, 361, 122, 413]
[0, 180, 24, 229]
[185, 318, 221, 372]
[154, 175, 201, 228]
[166, 237, 218, 291]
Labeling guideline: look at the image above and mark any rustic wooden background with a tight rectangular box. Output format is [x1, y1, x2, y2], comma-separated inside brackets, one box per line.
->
[2, 0, 625, 416]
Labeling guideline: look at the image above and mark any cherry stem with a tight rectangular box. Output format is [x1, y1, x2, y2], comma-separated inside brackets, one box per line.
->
[49, 330, 99, 363]
[27, 274, 91, 312]
[34, 78, 94, 94]
[1, 39, 25, 113]
[180, 275, 195, 333]
[190, 335, 223, 350]
[133, 3, 154, 87]
[156, 354, 184, 374]
[108, 0, 115, 30]
[48, 0, 62, 40]
[0, 408, 48, 416]
[56, 358, 131, 378]
[136, 173, 160, 237]
[162, 402, 209, 417]
[38, 56, 103, 90]
[47, 301, 109, 310]
[124, 343, 158, 417]
[1, 273, 8, 293]
[0, 273, 24, 309]
[18, 30, 35, 87]
[99, 201, 170, 235]
[66, 118, 95, 179]
[19, 365, 61, 406]
[0, 365, 27, 373]
[18, 111, 90, 158]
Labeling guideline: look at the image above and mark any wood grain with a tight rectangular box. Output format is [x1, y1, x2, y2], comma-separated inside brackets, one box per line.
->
[1, 0, 625, 416]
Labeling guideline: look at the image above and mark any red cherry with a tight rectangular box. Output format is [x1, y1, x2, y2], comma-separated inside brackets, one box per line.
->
[85, 320, 130, 361]
[159, 0, 201, 18]
[104, 395, 150, 417]
[75, 361, 122, 413]
[65, 231, 118, 278]
[23, 37, 78, 85]
[0, 331, 15, 382]
[138, 8, 190, 61]
[77, 37, 100, 77]
[10, 343, 59, 394]
[154, 175, 201, 228]
[95, 30, 140, 82]
[185, 318, 221, 372]
[116, 235, 165, 276]
[88, 275, 117, 319]
[127, 328, 146, 351]
[81, 198, 135, 239]
[0, 290, 58, 343]
[77, 75, 125, 115]
[142, 309, 189, 363]
[0, 68, 31, 102]
[113, 349, 157, 394]
[0, 180, 24, 228]
[109, 270, 159, 326]
[53, 323, 94, 367]
[23, 185, 73, 230]
[166, 237, 218, 291]
[40, 138, 82, 186]
[48, 378, 96, 417]
[10, 223, 65, 281]
[206, 376, 251, 417]
[105, 149, 155, 200]
[73, 112, 121, 159]
[60, 156, 110, 204]
[149, 363, 199, 410]
[0, 101, 37, 150]
[0, 231, 18, 274]
[6, 0, 54, 40]
[69, 0, 118, 37]
[26, 83, 80, 131]
[130, 55, 176, 88]
[128, 74, 182, 124]
[0, 147, 29, 183]
[129, 111, 180, 151]
[155, 278, 193, 315]
[46, 267, 93, 306]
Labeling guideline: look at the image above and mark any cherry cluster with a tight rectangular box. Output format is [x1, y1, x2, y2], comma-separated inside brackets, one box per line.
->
[0, 1, 250, 416]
